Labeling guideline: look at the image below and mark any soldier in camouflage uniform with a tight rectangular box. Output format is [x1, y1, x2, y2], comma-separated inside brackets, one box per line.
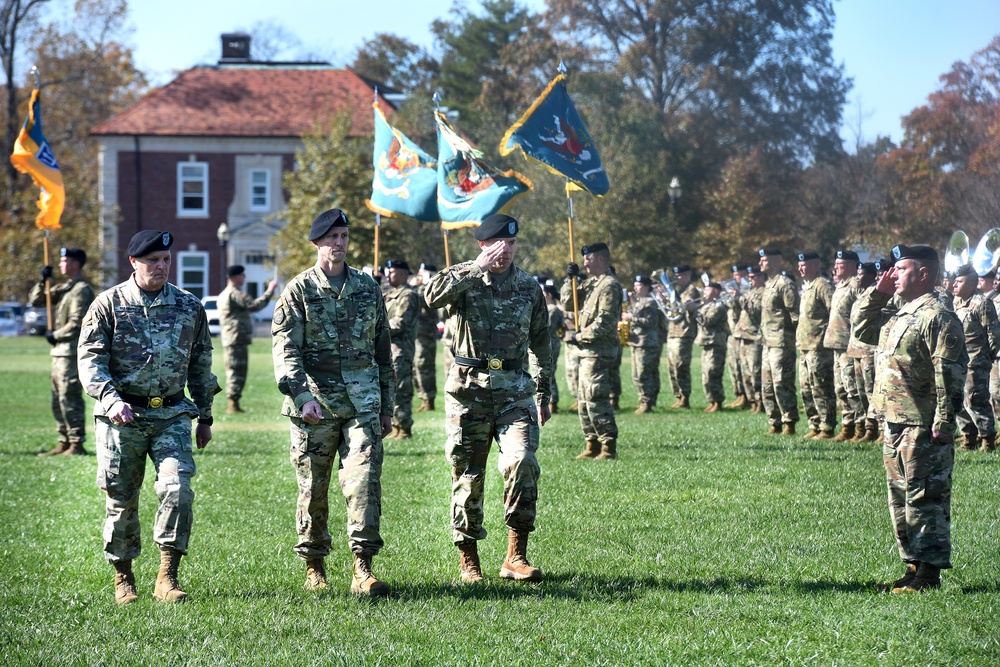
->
[563, 242, 622, 459]
[563, 308, 581, 410]
[623, 275, 664, 413]
[425, 214, 551, 584]
[271, 209, 394, 597]
[846, 262, 879, 441]
[822, 250, 865, 440]
[543, 283, 565, 413]
[854, 244, 967, 593]
[666, 264, 701, 409]
[951, 263, 1000, 452]
[733, 266, 765, 412]
[694, 282, 728, 412]
[78, 230, 218, 605]
[985, 270, 1000, 423]
[758, 248, 800, 435]
[218, 265, 277, 413]
[413, 263, 440, 412]
[724, 265, 749, 408]
[29, 247, 95, 456]
[383, 259, 420, 439]
[796, 251, 836, 439]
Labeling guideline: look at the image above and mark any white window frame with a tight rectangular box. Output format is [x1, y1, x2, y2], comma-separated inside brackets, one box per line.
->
[176, 251, 209, 298]
[177, 161, 209, 217]
[249, 168, 270, 212]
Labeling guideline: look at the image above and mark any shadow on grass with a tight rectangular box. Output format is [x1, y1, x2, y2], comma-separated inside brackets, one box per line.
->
[390, 571, 656, 603]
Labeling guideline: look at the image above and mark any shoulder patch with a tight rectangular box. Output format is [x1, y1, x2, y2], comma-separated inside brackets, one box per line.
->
[273, 305, 286, 326]
[944, 330, 960, 350]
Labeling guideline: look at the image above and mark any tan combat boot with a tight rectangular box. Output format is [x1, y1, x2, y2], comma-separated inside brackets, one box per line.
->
[852, 423, 868, 441]
[457, 542, 484, 583]
[62, 441, 87, 455]
[304, 557, 327, 591]
[678, 396, 690, 409]
[154, 547, 187, 603]
[704, 402, 720, 413]
[499, 530, 542, 582]
[112, 560, 138, 605]
[38, 441, 70, 457]
[595, 439, 617, 460]
[781, 423, 796, 436]
[568, 401, 579, 411]
[735, 395, 750, 409]
[864, 420, 880, 442]
[389, 425, 401, 440]
[396, 427, 412, 440]
[723, 396, 740, 409]
[802, 429, 818, 440]
[417, 399, 430, 412]
[767, 424, 781, 435]
[611, 396, 620, 411]
[634, 402, 652, 414]
[812, 430, 834, 440]
[575, 439, 601, 459]
[832, 424, 855, 442]
[875, 562, 918, 592]
[227, 398, 243, 414]
[892, 562, 941, 593]
[670, 396, 683, 409]
[980, 435, 996, 453]
[957, 435, 976, 451]
[351, 554, 390, 597]
[549, 403, 558, 414]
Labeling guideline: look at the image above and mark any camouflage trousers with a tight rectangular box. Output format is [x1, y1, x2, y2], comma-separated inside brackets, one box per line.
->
[666, 336, 695, 398]
[50, 355, 86, 446]
[610, 344, 622, 400]
[392, 345, 414, 430]
[413, 334, 437, 401]
[727, 336, 745, 398]
[957, 365, 995, 440]
[578, 355, 618, 446]
[549, 342, 561, 407]
[701, 344, 727, 404]
[852, 352, 876, 420]
[990, 363, 1000, 423]
[565, 345, 580, 401]
[630, 344, 661, 405]
[762, 345, 799, 427]
[444, 370, 540, 544]
[882, 422, 953, 569]
[737, 339, 762, 404]
[833, 349, 863, 427]
[223, 343, 249, 400]
[95, 414, 196, 563]
[288, 414, 384, 558]
[798, 348, 836, 433]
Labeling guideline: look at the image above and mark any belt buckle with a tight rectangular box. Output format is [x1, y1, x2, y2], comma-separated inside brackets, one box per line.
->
[148, 396, 163, 408]
[488, 358, 503, 371]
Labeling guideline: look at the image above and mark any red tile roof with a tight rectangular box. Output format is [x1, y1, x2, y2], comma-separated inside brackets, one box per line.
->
[92, 66, 393, 137]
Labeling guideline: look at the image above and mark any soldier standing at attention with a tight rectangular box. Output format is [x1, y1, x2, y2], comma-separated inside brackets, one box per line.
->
[724, 265, 750, 409]
[78, 230, 218, 605]
[564, 243, 622, 459]
[29, 247, 95, 456]
[271, 209, 393, 597]
[413, 263, 440, 412]
[854, 244, 967, 593]
[424, 214, 551, 584]
[796, 251, 836, 439]
[758, 248, 800, 435]
[951, 263, 1000, 452]
[823, 250, 865, 440]
[985, 269, 1000, 423]
[218, 265, 277, 413]
[623, 275, 663, 414]
[694, 282, 728, 412]
[543, 282, 565, 414]
[665, 264, 701, 409]
[383, 259, 420, 439]
[562, 306, 581, 411]
[846, 261, 880, 441]
[733, 265, 766, 413]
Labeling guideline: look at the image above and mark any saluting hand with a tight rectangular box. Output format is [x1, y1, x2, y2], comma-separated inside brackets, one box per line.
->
[875, 267, 898, 295]
[475, 241, 506, 272]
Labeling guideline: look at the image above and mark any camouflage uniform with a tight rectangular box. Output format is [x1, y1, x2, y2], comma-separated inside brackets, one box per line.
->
[29, 275, 95, 450]
[798, 275, 836, 434]
[761, 273, 800, 428]
[695, 299, 729, 404]
[563, 308, 580, 402]
[271, 265, 394, 558]
[628, 295, 664, 406]
[384, 282, 420, 431]
[78, 278, 217, 562]
[666, 283, 701, 400]
[824, 277, 865, 430]
[953, 290, 1000, 442]
[854, 289, 967, 570]
[425, 261, 550, 544]
[847, 286, 879, 423]
[546, 303, 565, 407]
[218, 281, 276, 401]
[726, 301, 745, 400]
[989, 290, 1000, 420]
[733, 286, 764, 405]
[413, 284, 439, 405]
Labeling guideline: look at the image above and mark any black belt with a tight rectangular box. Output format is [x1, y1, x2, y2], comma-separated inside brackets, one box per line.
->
[454, 355, 524, 371]
[118, 391, 185, 409]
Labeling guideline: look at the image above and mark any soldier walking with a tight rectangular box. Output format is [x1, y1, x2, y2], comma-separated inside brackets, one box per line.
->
[796, 251, 836, 439]
[695, 282, 728, 412]
[623, 275, 664, 413]
[758, 248, 800, 435]
[218, 265, 277, 413]
[383, 259, 420, 439]
[665, 264, 701, 409]
[413, 263, 440, 412]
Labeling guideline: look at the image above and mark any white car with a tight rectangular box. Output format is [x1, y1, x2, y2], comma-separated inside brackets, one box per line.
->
[201, 296, 221, 337]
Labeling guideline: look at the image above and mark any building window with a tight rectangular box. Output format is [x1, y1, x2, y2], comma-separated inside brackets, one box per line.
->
[249, 168, 270, 211]
[177, 162, 208, 217]
[244, 252, 275, 265]
[177, 251, 209, 298]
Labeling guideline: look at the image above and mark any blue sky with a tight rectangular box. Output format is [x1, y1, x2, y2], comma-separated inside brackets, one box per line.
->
[112, 0, 1000, 148]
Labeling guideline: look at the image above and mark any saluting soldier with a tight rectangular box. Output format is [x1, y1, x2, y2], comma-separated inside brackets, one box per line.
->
[217, 264, 277, 413]
[78, 230, 218, 605]
[823, 250, 866, 440]
[733, 265, 766, 413]
[383, 259, 420, 439]
[758, 248, 800, 435]
[724, 265, 749, 409]
[796, 251, 836, 439]
[846, 261, 880, 441]
[854, 244, 967, 593]
[29, 247, 95, 456]
[623, 275, 664, 414]
[413, 263, 440, 412]
[695, 282, 729, 412]
[425, 214, 551, 584]
[666, 264, 701, 409]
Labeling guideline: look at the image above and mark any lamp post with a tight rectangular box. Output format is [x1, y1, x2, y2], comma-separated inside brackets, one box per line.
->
[216, 222, 230, 292]
[668, 177, 682, 213]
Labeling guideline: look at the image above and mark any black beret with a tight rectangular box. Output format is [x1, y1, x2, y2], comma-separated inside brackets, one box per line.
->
[385, 259, 410, 272]
[634, 275, 653, 286]
[859, 262, 877, 275]
[581, 242, 609, 256]
[836, 249, 860, 263]
[707, 282, 722, 291]
[227, 264, 245, 277]
[60, 247, 87, 266]
[759, 248, 781, 257]
[873, 257, 893, 272]
[797, 251, 819, 262]
[419, 263, 438, 272]
[980, 269, 997, 279]
[673, 264, 691, 274]
[309, 208, 349, 241]
[955, 263, 977, 278]
[891, 244, 938, 264]
[542, 284, 559, 299]
[475, 213, 518, 241]
[128, 230, 173, 258]
[746, 265, 760, 275]
[731, 264, 748, 274]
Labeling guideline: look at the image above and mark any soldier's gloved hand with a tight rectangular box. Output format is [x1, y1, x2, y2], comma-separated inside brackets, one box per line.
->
[45, 332, 56, 346]
[566, 262, 580, 279]
[41, 265, 53, 281]
[563, 330, 578, 344]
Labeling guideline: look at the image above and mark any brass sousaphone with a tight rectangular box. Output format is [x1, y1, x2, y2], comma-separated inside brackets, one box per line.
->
[972, 228, 1000, 277]
[944, 230, 970, 276]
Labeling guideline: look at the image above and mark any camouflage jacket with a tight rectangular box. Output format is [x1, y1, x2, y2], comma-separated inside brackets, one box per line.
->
[29, 276, 95, 358]
[561, 272, 622, 359]
[218, 282, 275, 347]
[383, 283, 420, 355]
[548, 303, 565, 359]
[796, 276, 833, 350]
[78, 277, 217, 421]
[732, 287, 763, 342]
[761, 273, 799, 348]
[628, 295, 664, 348]
[846, 285, 889, 358]
[668, 282, 701, 339]
[823, 277, 862, 350]
[415, 284, 440, 342]
[271, 264, 394, 419]
[954, 290, 1000, 369]
[694, 299, 729, 347]
[936, 286, 954, 312]
[854, 290, 968, 433]
[425, 260, 552, 405]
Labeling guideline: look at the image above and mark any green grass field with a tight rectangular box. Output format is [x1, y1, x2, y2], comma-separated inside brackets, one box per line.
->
[1, 335, 999, 666]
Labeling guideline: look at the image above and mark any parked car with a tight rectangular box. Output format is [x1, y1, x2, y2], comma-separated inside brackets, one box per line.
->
[0, 306, 20, 337]
[201, 296, 221, 336]
[21, 307, 47, 336]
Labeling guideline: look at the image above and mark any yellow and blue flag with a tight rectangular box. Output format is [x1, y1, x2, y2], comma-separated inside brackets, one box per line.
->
[436, 110, 531, 230]
[366, 102, 439, 222]
[10, 89, 64, 230]
[500, 74, 609, 197]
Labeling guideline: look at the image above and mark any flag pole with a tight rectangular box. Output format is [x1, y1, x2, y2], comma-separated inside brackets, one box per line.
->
[374, 212, 381, 271]
[566, 179, 580, 324]
[443, 229, 451, 267]
[43, 229, 53, 332]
